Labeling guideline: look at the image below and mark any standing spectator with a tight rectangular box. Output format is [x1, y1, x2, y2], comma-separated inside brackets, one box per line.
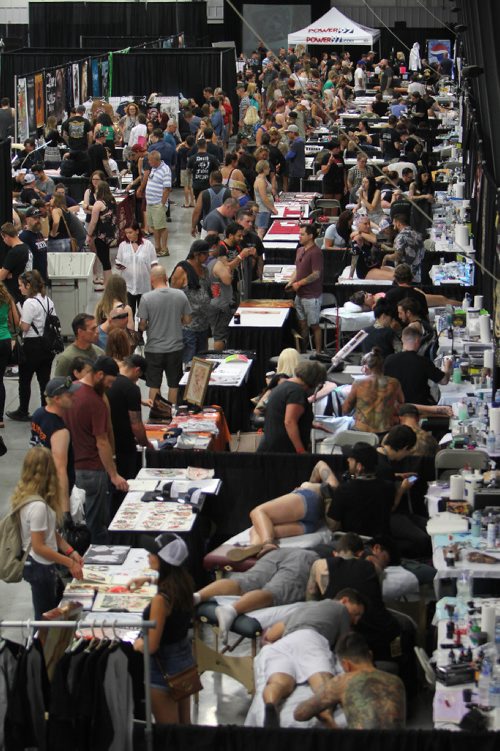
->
[190, 170, 231, 237]
[253, 160, 276, 239]
[47, 194, 75, 252]
[86, 181, 118, 284]
[285, 224, 324, 354]
[177, 134, 196, 208]
[7, 270, 57, 422]
[64, 355, 128, 544]
[0, 282, 18, 428]
[142, 151, 171, 258]
[236, 83, 251, 129]
[115, 222, 158, 315]
[128, 112, 148, 148]
[170, 240, 212, 365]
[209, 98, 224, 140]
[107, 354, 153, 513]
[61, 104, 92, 154]
[54, 313, 104, 377]
[439, 52, 453, 77]
[138, 266, 192, 406]
[187, 138, 219, 199]
[201, 197, 239, 238]
[88, 130, 113, 177]
[19, 207, 48, 282]
[93, 112, 118, 156]
[284, 125, 305, 192]
[0, 97, 14, 140]
[353, 62, 367, 95]
[30, 376, 79, 518]
[0, 222, 33, 303]
[320, 140, 346, 202]
[13, 447, 83, 619]
[119, 102, 140, 155]
[149, 129, 176, 170]
[347, 153, 373, 203]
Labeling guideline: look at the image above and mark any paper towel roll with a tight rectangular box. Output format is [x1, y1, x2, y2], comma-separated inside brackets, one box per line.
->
[484, 350, 494, 369]
[454, 224, 469, 247]
[449, 474, 464, 501]
[490, 407, 500, 436]
[480, 315, 491, 343]
[454, 182, 465, 199]
[481, 605, 496, 640]
[474, 295, 483, 309]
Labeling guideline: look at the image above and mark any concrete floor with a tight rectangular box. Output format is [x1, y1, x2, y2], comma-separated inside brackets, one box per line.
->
[0, 191, 433, 727]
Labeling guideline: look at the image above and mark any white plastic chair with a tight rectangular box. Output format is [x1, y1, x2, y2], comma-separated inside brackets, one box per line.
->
[318, 429, 379, 454]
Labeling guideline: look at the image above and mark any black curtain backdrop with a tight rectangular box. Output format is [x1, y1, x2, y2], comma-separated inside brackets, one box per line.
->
[28, 2, 215, 48]
[111, 49, 237, 106]
[146, 724, 500, 751]
[0, 140, 12, 226]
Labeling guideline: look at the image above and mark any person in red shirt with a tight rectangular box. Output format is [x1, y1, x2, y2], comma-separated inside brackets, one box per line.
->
[285, 224, 324, 353]
[63, 355, 128, 543]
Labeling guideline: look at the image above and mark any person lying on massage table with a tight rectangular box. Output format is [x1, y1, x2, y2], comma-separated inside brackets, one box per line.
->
[226, 460, 339, 562]
[294, 632, 406, 729]
[260, 589, 365, 729]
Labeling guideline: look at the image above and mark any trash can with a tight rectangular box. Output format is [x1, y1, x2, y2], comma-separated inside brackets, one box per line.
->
[47, 253, 94, 337]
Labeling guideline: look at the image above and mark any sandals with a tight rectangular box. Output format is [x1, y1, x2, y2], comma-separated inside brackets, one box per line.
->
[226, 540, 279, 562]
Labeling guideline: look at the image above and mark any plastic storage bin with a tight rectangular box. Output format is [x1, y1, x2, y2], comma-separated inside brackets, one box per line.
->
[47, 253, 94, 337]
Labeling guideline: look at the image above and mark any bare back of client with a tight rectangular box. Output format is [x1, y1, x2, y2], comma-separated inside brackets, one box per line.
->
[343, 670, 406, 729]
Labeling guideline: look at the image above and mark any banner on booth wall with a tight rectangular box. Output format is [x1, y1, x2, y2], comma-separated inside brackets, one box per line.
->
[72, 63, 80, 107]
[45, 69, 56, 120]
[427, 39, 451, 65]
[91, 58, 100, 97]
[26, 76, 37, 138]
[54, 67, 66, 121]
[65, 66, 73, 113]
[101, 59, 109, 98]
[35, 73, 45, 129]
[17, 78, 29, 142]
[81, 60, 89, 104]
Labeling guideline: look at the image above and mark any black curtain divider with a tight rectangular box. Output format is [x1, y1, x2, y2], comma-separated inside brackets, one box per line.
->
[110, 48, 237, 107]
[146, 450, 345, 546]
[28, 2, 214, 49]
[147, 724, 500, 751]
[0, 140, 12, 226]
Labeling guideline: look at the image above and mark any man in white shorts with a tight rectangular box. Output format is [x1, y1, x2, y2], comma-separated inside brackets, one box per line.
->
[261, 588, 365, 728]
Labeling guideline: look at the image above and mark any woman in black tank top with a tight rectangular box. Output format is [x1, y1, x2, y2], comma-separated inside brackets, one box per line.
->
[131, 533, 195, 724]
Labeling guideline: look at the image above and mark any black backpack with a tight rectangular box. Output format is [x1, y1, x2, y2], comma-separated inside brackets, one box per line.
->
[31, 298, 64, 356]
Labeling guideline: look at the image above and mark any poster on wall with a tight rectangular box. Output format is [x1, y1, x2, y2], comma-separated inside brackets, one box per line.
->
[72, 63, 80, 107]
[101, 59, 109, 98]
[26, 76, 37, 138]
[17, 78, 29, 142]
[91, 58, 100, 98]
[65, 66, 73, 112]
[81, 60, 89, 103]
[34, 73, 45, 129]
[45, 70, 56, 120]
[54, 68, 66, 121]
[427, 40, 451, 65]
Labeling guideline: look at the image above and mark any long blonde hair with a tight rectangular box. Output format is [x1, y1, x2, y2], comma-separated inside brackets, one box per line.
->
[11, 447, 63, 523]
[95, 274, 128, 323]
[276, 347, 301, 377]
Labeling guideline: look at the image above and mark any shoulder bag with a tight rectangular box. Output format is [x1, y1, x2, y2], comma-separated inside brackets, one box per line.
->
[154, 657, 203, 701]
[60, 211, 79, 252]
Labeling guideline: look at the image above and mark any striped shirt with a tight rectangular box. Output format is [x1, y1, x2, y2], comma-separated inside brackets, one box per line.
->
[145, 162, 172, 205]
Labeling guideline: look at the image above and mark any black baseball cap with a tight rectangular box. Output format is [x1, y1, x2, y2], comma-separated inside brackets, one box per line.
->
[25, 207, 42, 218]
[342, 442, 378, 472]
[45, 376, 80, 398]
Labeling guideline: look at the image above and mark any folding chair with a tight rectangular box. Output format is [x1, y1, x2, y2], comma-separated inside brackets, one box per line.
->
[434, 448, 489, 480]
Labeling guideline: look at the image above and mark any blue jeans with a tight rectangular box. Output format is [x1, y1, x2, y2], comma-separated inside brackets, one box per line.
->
[75, 469, 110, 544]
[23, 557, 64, 620]
[149, 637, 195, 692]
[182, 328, 209, 365]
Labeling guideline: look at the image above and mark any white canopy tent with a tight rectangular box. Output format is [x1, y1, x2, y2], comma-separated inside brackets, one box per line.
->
[287, 7, 380, 48]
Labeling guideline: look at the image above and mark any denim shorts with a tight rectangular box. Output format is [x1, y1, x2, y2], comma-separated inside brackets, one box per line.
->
[255, 211, 271, 230]
[294, 295, 322, 326]
[294, 488, 324, 534]
[149, 637, 195, 692]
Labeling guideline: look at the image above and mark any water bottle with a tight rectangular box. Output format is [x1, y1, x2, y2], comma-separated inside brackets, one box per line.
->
[456, 569, 471, 602]
[479, 656, 492, 706]
[487, 521, 497, 548]
[489, 666, 500, 709]
[462, 292, 472, 309]
[471, 510, 482, 538]
[453, 364, 463, 384]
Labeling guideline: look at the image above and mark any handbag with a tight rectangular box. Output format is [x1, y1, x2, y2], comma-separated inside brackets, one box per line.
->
[155, 658, 203, 702]
[61, 211, 79, 252]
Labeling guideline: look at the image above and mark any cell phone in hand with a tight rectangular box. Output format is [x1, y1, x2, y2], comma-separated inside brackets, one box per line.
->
[407, 475, 418, 484]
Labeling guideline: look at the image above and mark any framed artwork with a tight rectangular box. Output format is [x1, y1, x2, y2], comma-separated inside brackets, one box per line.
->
[184, 357, 214, 407]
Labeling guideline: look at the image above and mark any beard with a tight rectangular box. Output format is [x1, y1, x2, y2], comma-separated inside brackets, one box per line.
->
[94, 381, 106, 396]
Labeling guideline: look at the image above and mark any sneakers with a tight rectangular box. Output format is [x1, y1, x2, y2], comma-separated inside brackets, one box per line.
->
[6, 410, 32, 422]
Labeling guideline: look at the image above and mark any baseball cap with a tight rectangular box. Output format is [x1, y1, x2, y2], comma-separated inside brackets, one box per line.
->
[92, 355, 119, 376]
[342, 442, 378, 472]
[141, 533, 189, 566]
[25, 207, 42, 218]
[23, 173, 36, 184]
[45, 376, 80, 398]
[399, 404, 419, 417]
[286, 124, 300, 134]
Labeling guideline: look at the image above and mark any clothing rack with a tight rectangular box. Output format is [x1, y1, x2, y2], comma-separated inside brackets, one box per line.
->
[0, 618, 156, 751]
